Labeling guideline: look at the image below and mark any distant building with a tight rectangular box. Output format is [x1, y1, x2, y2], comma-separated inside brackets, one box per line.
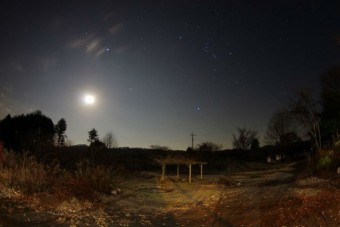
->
[267, 153, 286, 163]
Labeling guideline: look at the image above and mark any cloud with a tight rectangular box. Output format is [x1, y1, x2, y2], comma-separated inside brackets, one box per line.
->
[109, 23, 124, 35]
[0, 105, 12, 118]
[115, 45, 128, 55]
[2, 86, 13, 93]
[49, 17, 64, 31]
[10, 62, 24, 73]
[69, 34, 105, 58]
[103, 11, 115, 21]
[69, 34, 95, 49]
[69, 27, 127, 58]
[38, 56, 58, 71]
[0, 87, 14, 118]
[95, 48, 106, 58]
[86, 38, 102, 53]
[0, 86, 40, 119]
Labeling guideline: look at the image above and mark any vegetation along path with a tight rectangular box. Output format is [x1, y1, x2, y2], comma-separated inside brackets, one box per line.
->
[1, 161, 340, 226]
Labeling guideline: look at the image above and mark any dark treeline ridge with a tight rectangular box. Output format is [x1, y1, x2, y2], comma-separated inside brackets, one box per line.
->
[0, 110, 54, 152]
[37, 143, 310, 175]
[0, 109, 329, 174]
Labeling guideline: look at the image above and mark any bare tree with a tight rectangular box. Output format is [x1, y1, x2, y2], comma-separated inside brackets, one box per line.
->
[289, 91, 322, 151]
[196, 142, 222, 151]
[232, 127, 258, 151]
[320, 66, 340, 145]
[265, 110, 299, 146]
[251, 138, 260, 150]
[102, 132, 118, 148]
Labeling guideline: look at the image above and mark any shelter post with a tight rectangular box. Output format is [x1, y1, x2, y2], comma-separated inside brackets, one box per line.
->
[188, 163, 192, 183]
[200, 163, 203, 180]
[177, 164, 180, 180]
[161, 163, 166, 181]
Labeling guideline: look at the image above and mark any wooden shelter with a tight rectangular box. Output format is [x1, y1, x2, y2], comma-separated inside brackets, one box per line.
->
[155, 157, 207, 183]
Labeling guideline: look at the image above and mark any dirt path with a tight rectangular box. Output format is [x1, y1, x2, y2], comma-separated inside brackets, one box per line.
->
[154, 163, 298, 227]
[1, 162, 340, 226]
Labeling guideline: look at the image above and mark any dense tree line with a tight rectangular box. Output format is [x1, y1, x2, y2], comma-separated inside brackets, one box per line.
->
[0, 110, 120, 153]
[0, 111, 71, 153]
[0, 111, 55, 151]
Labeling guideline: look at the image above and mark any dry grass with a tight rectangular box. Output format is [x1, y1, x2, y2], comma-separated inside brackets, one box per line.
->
[0, 151, 117, 196]
[0, 149, 339, 226]
[274, 189, 340, 226]
[75, 159, 117, 193]
[1, 151, 54, 194]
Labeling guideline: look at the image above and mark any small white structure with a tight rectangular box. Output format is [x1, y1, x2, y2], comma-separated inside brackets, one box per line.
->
[337, 167, 340, 174]
[267, 153, 286, 163]
[275, 154, 281, 161]
[267, 156, 272, 163]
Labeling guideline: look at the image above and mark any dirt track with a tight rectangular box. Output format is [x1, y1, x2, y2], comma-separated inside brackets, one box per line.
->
[1, 162, 340, 226]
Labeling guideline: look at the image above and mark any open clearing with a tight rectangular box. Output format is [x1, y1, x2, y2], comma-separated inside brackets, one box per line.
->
[1, 161, 340, 226]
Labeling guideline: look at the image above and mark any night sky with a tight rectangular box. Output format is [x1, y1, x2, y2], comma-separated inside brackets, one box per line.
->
[0, 0, 339, 150]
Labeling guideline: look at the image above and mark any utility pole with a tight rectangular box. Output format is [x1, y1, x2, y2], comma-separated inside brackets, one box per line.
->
[190, 132, 196, 149]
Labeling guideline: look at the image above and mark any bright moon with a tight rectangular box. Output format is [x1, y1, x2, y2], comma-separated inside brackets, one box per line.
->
[84, 94, 95, 105]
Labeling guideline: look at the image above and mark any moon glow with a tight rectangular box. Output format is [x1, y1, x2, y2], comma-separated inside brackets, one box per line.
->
[84, 94, 95, 105]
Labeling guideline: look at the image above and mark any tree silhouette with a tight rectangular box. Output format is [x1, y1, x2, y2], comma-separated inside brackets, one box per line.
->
[55, 118, 67, 147]
[88, 128, 99, 145]
[150, 145, 170, 151]
[320, 66, 340, 145]
[0, 111, 55, 151]
[265, 110, 299, 146]
[0, 114, 13, 148]
[196, 142, 222, 151]
[289, 91, 322, 151]
[232, 127, 258, 151]
[102, 132, 118, 148]
[90, 139, 106, 149]
[251, 138, 260, 150]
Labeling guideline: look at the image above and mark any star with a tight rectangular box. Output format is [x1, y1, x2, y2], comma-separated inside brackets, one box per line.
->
[226, 50, 232, 55]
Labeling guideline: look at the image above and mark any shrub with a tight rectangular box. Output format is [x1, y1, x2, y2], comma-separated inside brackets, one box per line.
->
[75, 159, 116, 193]
[0, 151, 117, 197]
[317, 156, 332, 170]
[4, 152, 44, 194]
[317, 150, 334, 170]
[1, 151, 62, 194]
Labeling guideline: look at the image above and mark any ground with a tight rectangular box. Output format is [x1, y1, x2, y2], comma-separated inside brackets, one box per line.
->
[1, 161, 340, 226]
